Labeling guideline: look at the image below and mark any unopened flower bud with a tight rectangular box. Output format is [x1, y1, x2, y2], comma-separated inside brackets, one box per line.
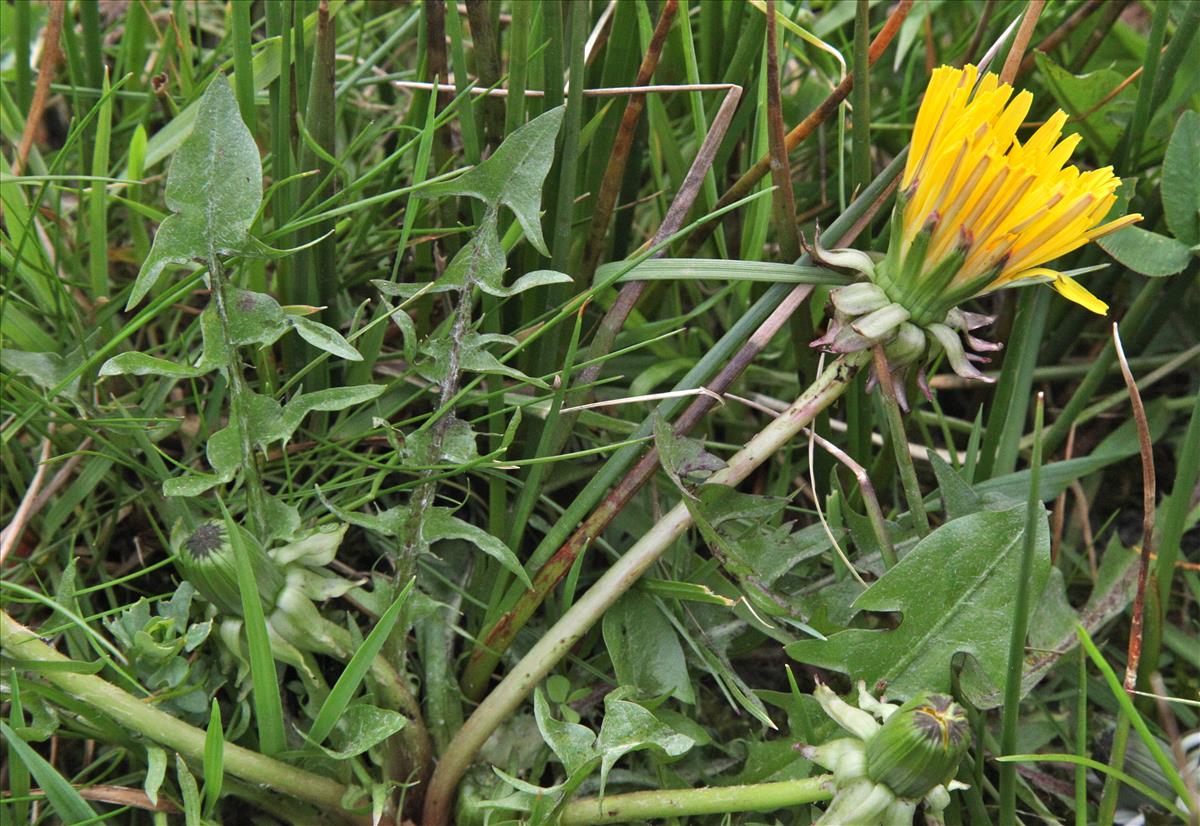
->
[865, 693, 969, 800]
[172, 519, 285, 616]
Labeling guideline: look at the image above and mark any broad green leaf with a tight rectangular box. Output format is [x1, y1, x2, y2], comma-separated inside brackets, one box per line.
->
[388, 306, 419, 363]
[375, 214, 572, 298]
[207, 388, 369, 461]
[504, 269, 574, 294]
[685, 485, 829, 585]
[318, 496, 413, 537]
[278, 384, 386, 441]
[595, 691, 694, 797]
[420, 331, 544, 387]
[144, 746, 168, 806]
[1098, 226, 1191, 277]
[653, 414, 726, 496]
[194, 400, 275, 484]
[1162, 110, 1200, 246]
[129, 75, 263, 309]
[263, 494, 302, 543]
[1, 348, 81, 397]
[787, 503, 1051, 700]
[602, 592, 695, 704]
[967, 539, 1138, 709]
[206, 423, 253, 477]
[196, 289, 291, 371]
[417, 106, 565, 254]
[98, 352, 207, 379]
[927, 452, 983, 520]
[402, 416, 480, 465]
[291, 316, 362, 361]
[316, 704, 409, 760]
[318, 495, 530, 588]
[423, 509, 532, 589]
[163, 471, 230, 498]
[1035, 56, 1133, 153]
[533, 689, 597, 775]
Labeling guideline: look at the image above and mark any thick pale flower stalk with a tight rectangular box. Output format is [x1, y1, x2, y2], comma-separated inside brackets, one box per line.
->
[422, 351, 870, 825]
[0, 612, 370, 824]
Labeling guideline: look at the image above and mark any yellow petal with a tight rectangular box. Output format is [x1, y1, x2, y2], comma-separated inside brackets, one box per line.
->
[1023, 268, 1109, 315]
[1085, 213, 1143, 240]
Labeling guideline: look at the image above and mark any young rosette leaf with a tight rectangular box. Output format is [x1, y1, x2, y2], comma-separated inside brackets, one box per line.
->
[128, 75, 262, 309]
[317, 494, 532, 589]
[373, 213, 571, 298]
[787, 503, 1050, 700]
[416, 106, 565, 255]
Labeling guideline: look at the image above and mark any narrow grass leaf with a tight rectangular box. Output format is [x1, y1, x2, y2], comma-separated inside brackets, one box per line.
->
[997, 754, 1184, 816]
[1076, 626, 1192, 805]
[202, 699, 224, 816]
[306, 577, 415, 747]
[217, 499, 285, 755]
[176, 753, 202, 826]
[1, 721, 97, 823]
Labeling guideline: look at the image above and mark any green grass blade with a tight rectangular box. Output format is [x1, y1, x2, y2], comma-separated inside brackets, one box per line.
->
[202, 698, 225, 816]
[999, 393, 1045, 825]
[218, 499, 285, 756]
[1076, 626, 1193, 806]
[1, 720, 98, 823]
[305, 577, 416, 748]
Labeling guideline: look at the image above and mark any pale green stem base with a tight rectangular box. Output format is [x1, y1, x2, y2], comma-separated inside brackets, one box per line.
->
[422, 351, 869, 825]
[1, 611, 371, 825]
[558, 775, 834, 824]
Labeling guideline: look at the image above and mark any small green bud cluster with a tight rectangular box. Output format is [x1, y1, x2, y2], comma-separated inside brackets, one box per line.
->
[806, 228, 1003, 406]
[171, 519, 357, 662]
[802, 683, 970, 826]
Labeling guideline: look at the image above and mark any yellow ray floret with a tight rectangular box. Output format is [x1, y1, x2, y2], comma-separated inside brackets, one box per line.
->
[892, 64, 1141, 318]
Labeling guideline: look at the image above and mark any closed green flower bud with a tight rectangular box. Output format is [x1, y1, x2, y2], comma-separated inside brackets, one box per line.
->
[865, 693, 969, 800]
[172, 520, 285, 616]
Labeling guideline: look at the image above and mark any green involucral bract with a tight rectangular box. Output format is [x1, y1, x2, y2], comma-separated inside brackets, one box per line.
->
[171, 520, 284, 616]
[803, 683, 970, 826]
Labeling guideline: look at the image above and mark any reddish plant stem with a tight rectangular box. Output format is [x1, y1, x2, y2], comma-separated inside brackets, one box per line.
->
[1071, 0, 1132, 73]
[12, 0, 65, 176]
[1018, 0, 1101, 76]
[681, 0, 912, 256]
[580, 0, 680, 280]
[1113, 325, 1156, 693]
[765, 0, 801, 262]
[1000, 0, 1045, 84]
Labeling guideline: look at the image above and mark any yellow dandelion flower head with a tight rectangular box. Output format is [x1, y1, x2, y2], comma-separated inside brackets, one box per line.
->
[812, 64, 1141, 389]
[880, 63, 1141, 323]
